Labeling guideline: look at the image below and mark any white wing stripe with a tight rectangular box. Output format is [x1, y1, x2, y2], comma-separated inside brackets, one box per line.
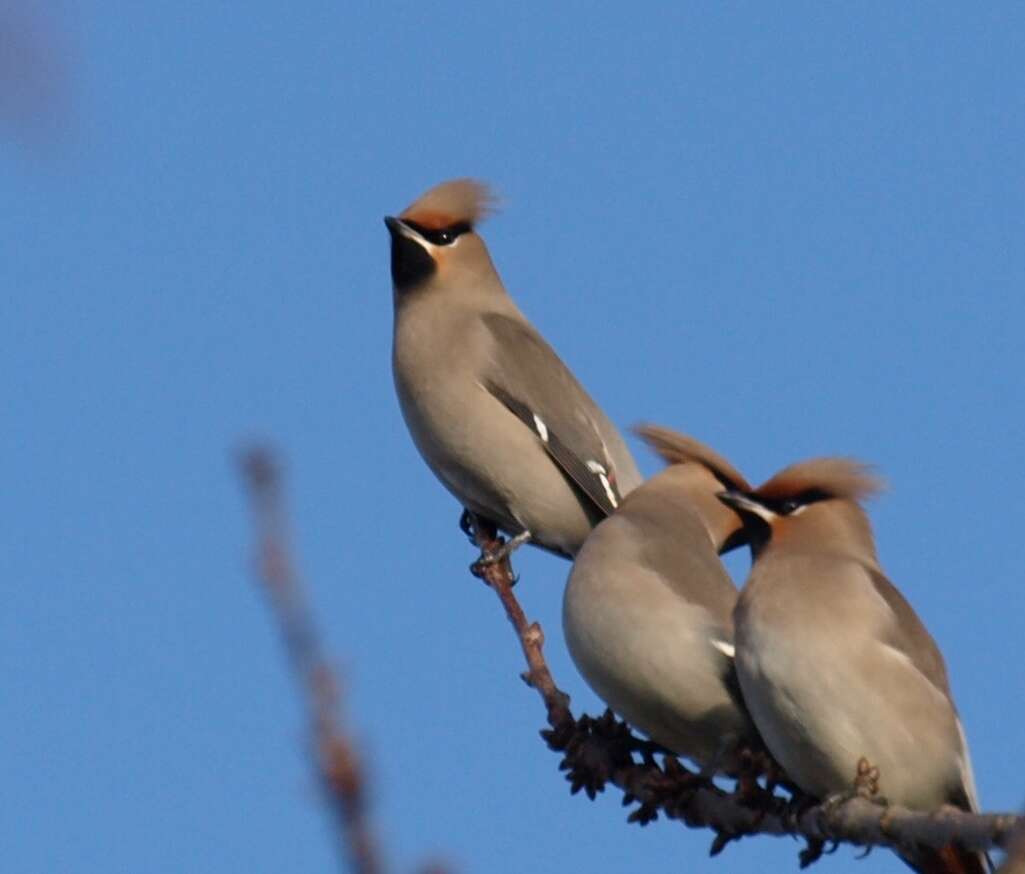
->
[586, 460, 618, 509]
[711, 639, 735, 658]
[532, 413, 549, 443]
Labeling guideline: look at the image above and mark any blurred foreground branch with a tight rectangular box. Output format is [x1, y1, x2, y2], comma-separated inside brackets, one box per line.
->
[240, 448, 382, 874]
[465, 514, 1021, 869]
[0, 4, 72, 147]
[999, 823, 1025, 874]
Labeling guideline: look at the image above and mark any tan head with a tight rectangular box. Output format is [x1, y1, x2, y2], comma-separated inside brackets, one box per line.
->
[384, 179, 502, 298]
[717, 458, 886, 564]
[634, 424, 753, 553]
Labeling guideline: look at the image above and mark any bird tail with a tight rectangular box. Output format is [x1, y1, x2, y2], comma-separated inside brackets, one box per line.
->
[900, 845, 992, 874]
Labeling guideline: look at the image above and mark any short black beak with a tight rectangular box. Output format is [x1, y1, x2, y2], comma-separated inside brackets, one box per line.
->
[383, 215, 402, 236]
[716, 490, 756, 513]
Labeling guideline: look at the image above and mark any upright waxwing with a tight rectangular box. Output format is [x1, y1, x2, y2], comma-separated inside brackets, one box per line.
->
[563, 425, 758, 772]
[720, 460, 989, 874]
[386, 179, 642, 558]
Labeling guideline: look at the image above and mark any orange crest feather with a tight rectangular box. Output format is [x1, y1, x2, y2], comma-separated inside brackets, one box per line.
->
[756, 458, 885, 504]
[634, 424, 752, 492]
[399, 178, 498, 229]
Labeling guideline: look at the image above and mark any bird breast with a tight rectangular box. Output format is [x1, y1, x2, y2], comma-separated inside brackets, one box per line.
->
[564, 514, 746, 766]
[734, 557, 965, 809]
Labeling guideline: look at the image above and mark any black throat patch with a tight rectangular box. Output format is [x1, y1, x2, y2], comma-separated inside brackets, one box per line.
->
[390, 233, 436, 292]
[735, 515, 773, 560]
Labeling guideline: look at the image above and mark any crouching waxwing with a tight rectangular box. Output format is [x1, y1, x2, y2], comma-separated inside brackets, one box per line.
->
[719, 460, 989, 874]
[386, 179, 642, 558]
[563, 425, 758, 772]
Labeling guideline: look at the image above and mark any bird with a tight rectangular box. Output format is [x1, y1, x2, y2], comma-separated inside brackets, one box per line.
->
[562, 424, 758, 772]
[719, 459, 989, 874]
[386, 178, 642, 559]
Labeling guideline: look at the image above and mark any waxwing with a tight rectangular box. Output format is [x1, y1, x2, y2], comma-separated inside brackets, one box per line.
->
[720, 460, 989, 874]
[387, 179, 641, 558]
[563, 425, 758, 772]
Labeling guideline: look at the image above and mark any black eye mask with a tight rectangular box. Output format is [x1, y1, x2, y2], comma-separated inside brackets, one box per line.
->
[763, 488, 832, 516]
[403, 220, 472, 246]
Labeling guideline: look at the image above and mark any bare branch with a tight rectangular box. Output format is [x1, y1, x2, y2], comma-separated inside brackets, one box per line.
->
[465, 518, 1022, 867]
[998, 821, 1025, 874]
[239, 448, 382, 874]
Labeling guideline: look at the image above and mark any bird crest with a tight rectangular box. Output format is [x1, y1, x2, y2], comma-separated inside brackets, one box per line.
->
[756, 458, 885, 505]
[399, 178, 498, 230]
[634, 424, 752, 492]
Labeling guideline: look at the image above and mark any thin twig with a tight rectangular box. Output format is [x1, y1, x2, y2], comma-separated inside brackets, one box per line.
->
[466, 514, 572, 733]
[465, 518, 1022, 866]
[239, 447, 382, 874]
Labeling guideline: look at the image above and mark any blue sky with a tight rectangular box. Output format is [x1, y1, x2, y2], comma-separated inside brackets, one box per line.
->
[3, 3, 1023, 872]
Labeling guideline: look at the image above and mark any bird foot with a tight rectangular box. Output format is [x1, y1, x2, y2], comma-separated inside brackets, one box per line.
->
[458, 509, 476, 543]
[819, 758, 888, 821]
[732, 765, 779, 813]
[853, 757, 878, 793]
[469, 530, 531, 578]
[852, 756, 887, 804]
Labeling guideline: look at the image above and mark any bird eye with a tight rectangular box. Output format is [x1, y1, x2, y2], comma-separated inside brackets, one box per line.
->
[430, 221, 471, 246]
[780, 499, 800, 515]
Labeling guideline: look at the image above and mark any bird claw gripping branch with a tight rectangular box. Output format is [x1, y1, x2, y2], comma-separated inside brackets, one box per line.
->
[469, 530, 530, 580]
[852, 756, 883, 801]
[458, 509, 476, 544]
[817, 757, 887, 825]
